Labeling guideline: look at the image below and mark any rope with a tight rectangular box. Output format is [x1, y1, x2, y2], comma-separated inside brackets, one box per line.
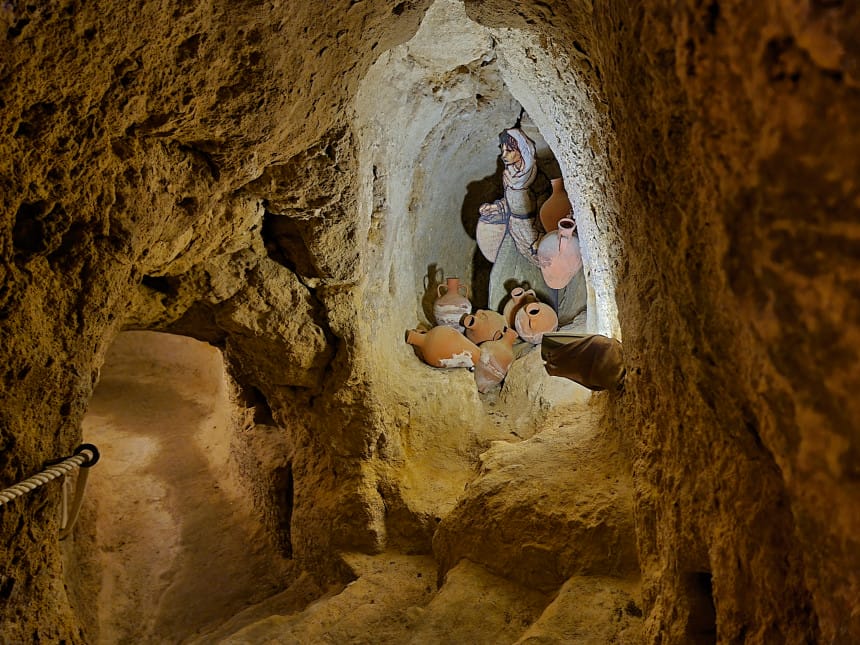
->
[0, 445, 100, 521]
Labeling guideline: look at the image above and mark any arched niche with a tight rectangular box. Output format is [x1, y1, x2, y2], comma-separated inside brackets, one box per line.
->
[355, 0, 620, 346]
[348, 0, 619, 529]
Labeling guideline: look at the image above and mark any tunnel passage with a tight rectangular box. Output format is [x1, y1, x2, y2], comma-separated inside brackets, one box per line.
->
[69, 332, 293, 643]
[79, 2, 632, 641]
[1, 0, 856, 642]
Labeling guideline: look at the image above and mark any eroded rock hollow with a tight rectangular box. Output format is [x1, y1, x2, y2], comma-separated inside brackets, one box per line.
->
[1, 0, 858, 643]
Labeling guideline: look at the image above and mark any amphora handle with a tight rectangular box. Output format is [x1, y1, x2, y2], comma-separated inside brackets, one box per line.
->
[557, 218, 577, 252]
[438, 282, 470, 298]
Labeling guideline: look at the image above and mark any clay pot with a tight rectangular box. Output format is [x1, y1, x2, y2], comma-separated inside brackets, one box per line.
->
[475, 327, 518, 393]
[433, 277, 472, 332]
[537, 218, 582, 289]
[503, 286, 538, 330]
[515, 302, 558, 344]
[463, 309, 507, 345]
[405, 327, 481, 369]
[539, 178, 572, 232]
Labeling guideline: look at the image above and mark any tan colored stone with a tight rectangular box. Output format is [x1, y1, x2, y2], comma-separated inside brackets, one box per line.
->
[515, 575, 643, 645]
[2, 0, 859, 642]
[434, 406, 639, 592]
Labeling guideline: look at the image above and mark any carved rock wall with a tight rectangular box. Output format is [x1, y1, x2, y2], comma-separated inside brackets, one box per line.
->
[601, 3, 860, 642]
[0, 1, 432, 641]
[465, 0, 860, 641]
[1, 0, 858, 643]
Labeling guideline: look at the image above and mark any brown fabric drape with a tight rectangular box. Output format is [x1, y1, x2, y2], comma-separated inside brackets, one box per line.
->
[541, 333, 625, 391]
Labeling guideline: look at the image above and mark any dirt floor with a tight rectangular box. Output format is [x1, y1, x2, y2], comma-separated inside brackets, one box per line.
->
[72, 327, 641, 644]
[79, 332, 292, 644]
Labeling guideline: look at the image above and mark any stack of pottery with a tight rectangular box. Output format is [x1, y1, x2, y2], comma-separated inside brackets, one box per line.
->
[474, 327, 518, 393]
[503, 286, 538, 330]
[406, 267, 563, 385]
[515, 302, 558, 345]
[405, 327, 481, 369]
[433, 277, 472, 332]
[463, 309, 506, 344]
[405, 275, 480, 370]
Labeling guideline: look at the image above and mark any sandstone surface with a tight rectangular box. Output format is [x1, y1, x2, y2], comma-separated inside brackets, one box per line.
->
[1, 0, 858, 643]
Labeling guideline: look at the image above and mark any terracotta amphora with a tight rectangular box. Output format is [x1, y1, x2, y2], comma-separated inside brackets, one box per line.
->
[405, 327, 481, 369]
[503, 286, 539, 330]
[463, 309, 507, 345]
[515, 302, 558, 345]
[433, 277, 472, 332]
[475, 327, 518, 393]
[537, 218, 582, 290]
[539, 178, 572, 233]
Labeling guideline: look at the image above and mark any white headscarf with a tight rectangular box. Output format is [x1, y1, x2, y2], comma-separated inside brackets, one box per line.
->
[504, 128, 537, 190]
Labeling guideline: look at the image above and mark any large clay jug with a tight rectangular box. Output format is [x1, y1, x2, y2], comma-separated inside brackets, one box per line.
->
[537, 218, 582, 289]
[540, 178, 572, 232]
[475, 327, 518, 393]
[463, 309, 506, 345]
[434, 277, 472, 332]
[503, 286, 538, 330]
[405, 327, 481, 369]
[515, 302, 558, 345]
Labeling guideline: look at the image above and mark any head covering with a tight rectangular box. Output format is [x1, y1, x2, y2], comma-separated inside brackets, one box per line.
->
[504, 128, 537, 190]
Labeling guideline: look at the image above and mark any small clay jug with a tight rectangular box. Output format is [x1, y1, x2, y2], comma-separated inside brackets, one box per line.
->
[405, 327, 481, 369]
[475, 327, 518, 393]
[540, 178, 572, 232]
[515, 302, 558, 345]
[434, 277, 472, 332]
[503, 286, 538, 330]
[463, 309, 507, 345]
[537, 218, 582, 290]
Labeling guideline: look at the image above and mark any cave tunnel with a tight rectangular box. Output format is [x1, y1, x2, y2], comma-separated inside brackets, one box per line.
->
[77, 331, 294, 643]
[1, 0, 859, 643]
